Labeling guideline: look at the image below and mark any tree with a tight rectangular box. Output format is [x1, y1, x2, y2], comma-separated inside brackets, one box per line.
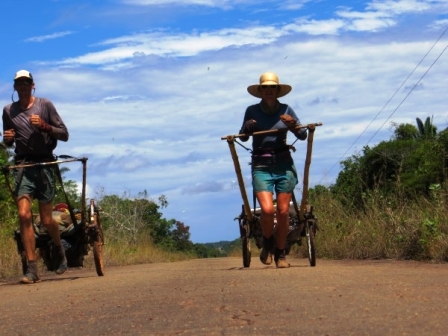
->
[332, 117, 445, 205]
[0, 142, 17, 231]
[171, 221, 193, 251]
[416, 116, 437, 140]
[97, 190, 194, 251]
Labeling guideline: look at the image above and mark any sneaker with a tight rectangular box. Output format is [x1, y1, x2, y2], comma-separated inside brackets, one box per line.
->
[20, 272, 41, 284]
[53, 245, 68, 275]
[259, 236, 274, 265]
[274, 249, 290, 268]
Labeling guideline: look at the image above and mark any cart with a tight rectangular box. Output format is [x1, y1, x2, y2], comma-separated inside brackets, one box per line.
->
[221, 122, 322, 267]
[2, 155, 105, 276]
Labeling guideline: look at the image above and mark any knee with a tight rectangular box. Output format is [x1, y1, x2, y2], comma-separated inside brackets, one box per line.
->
[18, 210, 32, 223]
[277, 207, 290, 219]
[261, 207, 275, 217]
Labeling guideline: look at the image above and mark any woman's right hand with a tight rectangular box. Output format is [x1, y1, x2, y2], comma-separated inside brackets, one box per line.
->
[243, 119, 257, 133]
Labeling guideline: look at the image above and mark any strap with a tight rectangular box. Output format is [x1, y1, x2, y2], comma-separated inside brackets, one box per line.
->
[53, 164, 78, 226]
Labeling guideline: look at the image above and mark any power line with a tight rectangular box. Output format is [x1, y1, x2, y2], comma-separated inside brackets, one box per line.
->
[319, 26, 448, 185]
[366, 43, 448, 146]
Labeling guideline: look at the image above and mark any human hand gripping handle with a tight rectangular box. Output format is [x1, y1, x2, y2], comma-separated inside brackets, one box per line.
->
[242, 119, 257, 134]
[30, 115, 52, 133]
[280, 114, 297, 130]
[3, 129, 15, 143]
[280, 114, 307, 140]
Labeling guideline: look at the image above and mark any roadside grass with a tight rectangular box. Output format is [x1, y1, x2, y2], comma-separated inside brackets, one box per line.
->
[0, 234, 196, 279]
[227, 190, 448, 264]
[312, 191, 448, 261]
[2, 190, 447, 279]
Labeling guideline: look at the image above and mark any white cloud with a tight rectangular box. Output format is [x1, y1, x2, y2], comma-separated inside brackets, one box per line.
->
[25, 31, 75, 43]
[5, 0, 448, 242]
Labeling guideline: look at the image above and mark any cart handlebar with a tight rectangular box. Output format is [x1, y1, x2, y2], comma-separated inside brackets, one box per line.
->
[221, 122, 323, 140]
[2, 155, 88, 170]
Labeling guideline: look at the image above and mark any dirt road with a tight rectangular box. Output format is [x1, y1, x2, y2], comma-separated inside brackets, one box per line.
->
[0, 257, 447, 335]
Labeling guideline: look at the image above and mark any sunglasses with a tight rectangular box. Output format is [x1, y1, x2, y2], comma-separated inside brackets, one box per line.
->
[14, 80, 33, 86]
[260, 85, 278, 90]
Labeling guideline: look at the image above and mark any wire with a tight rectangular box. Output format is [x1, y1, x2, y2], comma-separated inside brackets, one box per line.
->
[319, 26, 448, 185]
[366, 43, 448, 146]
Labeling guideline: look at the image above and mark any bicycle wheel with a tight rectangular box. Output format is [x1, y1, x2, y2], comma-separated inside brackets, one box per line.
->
[242, 235, 251, 268]
[93, 240, 105, 276]
[90, 200, 105, 276]
[306, 222, 316, 267]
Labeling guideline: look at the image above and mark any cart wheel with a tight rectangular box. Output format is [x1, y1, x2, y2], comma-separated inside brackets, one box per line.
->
[306, 222, 316, 267]
[242, 235, 251, 268]
[93, 216, 105, 276]
[93, 240, 105, 276]
[90, 200, 105, 276]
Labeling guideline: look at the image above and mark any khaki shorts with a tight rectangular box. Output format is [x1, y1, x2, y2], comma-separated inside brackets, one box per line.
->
[14, 166, 55, 203]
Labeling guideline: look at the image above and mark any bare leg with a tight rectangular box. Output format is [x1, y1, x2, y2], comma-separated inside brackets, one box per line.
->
[275, 192, 293, 250]
[39, 201, 67, 275]
[256, 191, 276, 265]
[17, 196, 36, 261]
[256, 191, 275, 237]
[38, 201, 62, 246]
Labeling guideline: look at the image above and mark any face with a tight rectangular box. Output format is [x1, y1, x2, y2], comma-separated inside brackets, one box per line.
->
[259, 84, 279, 101]
[14, 78, 34, 95]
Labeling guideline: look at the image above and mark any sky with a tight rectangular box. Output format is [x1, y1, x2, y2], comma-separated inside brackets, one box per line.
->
[1, 0, 448, 243]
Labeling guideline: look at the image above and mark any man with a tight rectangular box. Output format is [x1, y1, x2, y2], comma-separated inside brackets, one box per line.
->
[240, 72, 307, 268]
[2, 70, 69, 283]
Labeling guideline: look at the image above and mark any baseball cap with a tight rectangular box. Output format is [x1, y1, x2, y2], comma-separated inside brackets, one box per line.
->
[14, 70, 33, 81]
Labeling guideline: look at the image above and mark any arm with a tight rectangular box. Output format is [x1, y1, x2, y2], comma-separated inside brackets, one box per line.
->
[31, 100, 69, 142]
[282, 107, 307, 141]
[2, 108, 15, 147]
[239, 107, 256, 142]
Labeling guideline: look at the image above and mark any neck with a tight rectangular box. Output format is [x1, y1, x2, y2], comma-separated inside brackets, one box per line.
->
[263, 98, 277, 109]
[261, 99, 279, 115]
[18, 96, 34, 109]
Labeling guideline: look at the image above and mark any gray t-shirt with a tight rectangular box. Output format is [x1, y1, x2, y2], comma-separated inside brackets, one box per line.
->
[2, 97, 69, 158]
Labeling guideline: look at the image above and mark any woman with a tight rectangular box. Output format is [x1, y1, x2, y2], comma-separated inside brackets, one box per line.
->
[240, 72, 307, 268]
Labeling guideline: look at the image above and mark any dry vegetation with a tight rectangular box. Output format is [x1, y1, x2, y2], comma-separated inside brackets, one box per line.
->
[0, 234, 195, 279]
[2, 189, 448, 279]
[228, 189, 448, 264]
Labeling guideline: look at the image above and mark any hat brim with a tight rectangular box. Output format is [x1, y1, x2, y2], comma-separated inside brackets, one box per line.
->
[247, 84, 292, 98]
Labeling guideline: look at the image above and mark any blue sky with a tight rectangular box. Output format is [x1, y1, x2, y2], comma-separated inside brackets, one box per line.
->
[1, 0, 448, 243]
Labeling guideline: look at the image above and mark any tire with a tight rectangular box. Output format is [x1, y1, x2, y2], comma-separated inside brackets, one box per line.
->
[93, 240, 105, 276]
[306, 222, 316, 267]
[242, 235, 251, 268]
[90, 201, 105, 276]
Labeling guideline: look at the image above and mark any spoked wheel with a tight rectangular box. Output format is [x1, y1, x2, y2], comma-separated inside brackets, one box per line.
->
[90, 200, 105, 276]
[242, 235, 251, 268]
[93, 240, 105, 276]
[305, 221, 316, 267]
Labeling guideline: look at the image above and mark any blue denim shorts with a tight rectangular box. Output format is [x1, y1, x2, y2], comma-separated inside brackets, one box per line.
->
[252, 162, 298, 194]
[14, 166, 55, 203]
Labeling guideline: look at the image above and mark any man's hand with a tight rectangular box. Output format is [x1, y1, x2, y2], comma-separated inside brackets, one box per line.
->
[30, 115, 52, 132]
[3, 129, 15, 143]
[280, 114, 297, 130]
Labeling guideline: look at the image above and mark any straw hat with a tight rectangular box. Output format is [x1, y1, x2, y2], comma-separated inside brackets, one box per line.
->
[247, 72, 292, 98]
